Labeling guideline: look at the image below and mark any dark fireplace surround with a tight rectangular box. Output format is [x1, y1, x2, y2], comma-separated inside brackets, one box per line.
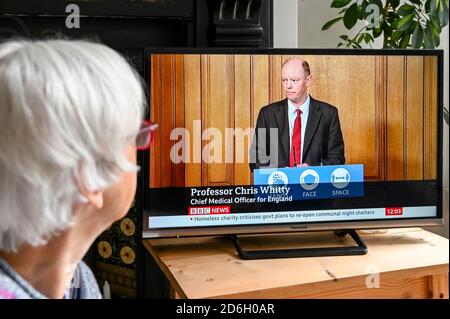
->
[0, 0, 273, 73]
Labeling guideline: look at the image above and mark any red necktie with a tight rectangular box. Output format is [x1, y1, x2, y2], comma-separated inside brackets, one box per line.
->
[290, 109, 302, 167]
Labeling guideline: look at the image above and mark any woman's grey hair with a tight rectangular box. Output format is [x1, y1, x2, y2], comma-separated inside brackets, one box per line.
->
[0, 39, 145, 252]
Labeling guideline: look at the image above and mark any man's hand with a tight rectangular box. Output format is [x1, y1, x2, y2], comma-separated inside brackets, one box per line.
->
[297, 163, 309, 167]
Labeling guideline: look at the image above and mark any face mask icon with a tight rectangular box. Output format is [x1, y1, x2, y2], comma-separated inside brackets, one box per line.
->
[299, 169, 320, 191]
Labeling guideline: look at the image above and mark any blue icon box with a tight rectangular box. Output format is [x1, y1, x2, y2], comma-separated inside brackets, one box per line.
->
[253, 165, 364, 200]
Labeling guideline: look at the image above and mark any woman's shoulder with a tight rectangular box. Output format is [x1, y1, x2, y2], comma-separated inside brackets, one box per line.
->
[0, 269, 31, 299]
[67, 261, 102, 299]
[0, 257, 48, 299]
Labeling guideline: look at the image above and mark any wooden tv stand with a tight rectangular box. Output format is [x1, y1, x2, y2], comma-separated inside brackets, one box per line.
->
[142, 228, 449, 299]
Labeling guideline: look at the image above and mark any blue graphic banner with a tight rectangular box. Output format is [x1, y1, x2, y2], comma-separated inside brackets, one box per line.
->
[253, 165, 364, 200]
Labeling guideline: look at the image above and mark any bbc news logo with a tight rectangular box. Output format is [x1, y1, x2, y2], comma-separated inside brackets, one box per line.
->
[188, 206, 231, 215]
[385, 207, 403, 216]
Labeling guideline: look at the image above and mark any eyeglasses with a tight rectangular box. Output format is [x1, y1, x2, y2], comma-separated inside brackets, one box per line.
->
[136, 120, 158, 151]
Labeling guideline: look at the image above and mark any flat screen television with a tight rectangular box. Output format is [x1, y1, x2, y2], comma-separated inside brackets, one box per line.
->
[141, 48, 443, 257]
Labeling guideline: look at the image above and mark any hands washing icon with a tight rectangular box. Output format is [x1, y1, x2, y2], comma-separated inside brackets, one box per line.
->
[268, 171, 289, 185]
[272, 175, 286, 184]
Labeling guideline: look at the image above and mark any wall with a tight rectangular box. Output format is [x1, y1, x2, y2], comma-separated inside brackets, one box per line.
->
[273, 0, 298, 48]
[440, 20, 449, 239]
[297, 0, 384, 48]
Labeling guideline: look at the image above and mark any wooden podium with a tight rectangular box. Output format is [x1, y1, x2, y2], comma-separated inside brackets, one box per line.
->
[143, 228, 449, 299]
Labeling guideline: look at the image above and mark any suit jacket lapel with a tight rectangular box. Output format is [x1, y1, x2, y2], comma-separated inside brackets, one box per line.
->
[276, 99, 290, 161]
[303, 97, 322, 159]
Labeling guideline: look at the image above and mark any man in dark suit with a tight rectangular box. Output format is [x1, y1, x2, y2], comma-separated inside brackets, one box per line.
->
[249, 58, 345, 172]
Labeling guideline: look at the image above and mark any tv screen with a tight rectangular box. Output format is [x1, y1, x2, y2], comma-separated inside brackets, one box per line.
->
[141, 48, 443, 238]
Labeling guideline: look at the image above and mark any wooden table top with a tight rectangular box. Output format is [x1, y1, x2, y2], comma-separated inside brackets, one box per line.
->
[143, 228, 449, 299]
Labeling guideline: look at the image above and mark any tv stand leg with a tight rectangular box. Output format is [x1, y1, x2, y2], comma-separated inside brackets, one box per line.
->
[226, 230, 367, 260]
[335, 230, 349, 237]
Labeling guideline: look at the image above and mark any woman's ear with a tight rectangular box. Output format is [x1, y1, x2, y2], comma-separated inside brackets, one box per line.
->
[74, 169, 104, 210]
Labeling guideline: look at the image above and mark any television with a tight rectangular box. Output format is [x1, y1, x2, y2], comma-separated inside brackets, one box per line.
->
[141, 48, 443, 258]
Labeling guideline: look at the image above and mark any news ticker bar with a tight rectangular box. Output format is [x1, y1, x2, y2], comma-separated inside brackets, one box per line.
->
[148, 206, 436, 229]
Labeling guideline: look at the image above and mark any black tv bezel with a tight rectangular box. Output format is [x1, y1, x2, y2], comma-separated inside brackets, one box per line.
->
[141, 47, 444, 238]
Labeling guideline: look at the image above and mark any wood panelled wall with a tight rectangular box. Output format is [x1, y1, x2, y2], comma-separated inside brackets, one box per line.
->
[149, 54, 437, 188]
